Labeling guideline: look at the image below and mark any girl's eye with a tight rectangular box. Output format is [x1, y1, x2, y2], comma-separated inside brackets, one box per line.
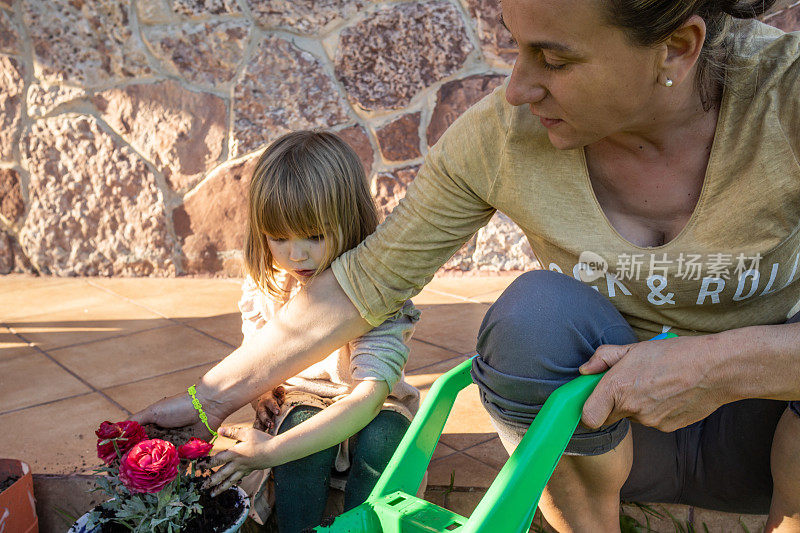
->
[308, 235, 324, 242]
[267, 236, 287, 243]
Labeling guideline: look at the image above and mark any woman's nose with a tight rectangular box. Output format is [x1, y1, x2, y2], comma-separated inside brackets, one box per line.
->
[505, 58, 547, 106]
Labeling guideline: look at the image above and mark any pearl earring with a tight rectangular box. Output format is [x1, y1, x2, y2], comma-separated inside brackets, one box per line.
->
[665, 78, 673, 87]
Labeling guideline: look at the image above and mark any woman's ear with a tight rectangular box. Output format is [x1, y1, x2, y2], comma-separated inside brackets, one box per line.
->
[659, 14, 706, 86]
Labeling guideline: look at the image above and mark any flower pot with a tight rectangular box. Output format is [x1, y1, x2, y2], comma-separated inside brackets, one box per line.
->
[0, 458, 39, 533]
[68, 485, 250, 533]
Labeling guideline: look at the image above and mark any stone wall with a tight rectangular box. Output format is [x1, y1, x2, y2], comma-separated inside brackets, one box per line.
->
[0, 0, 798, 276]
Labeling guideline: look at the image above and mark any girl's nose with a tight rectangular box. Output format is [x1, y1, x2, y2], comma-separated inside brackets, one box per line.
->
[505, 57, 547, 106]
[288, 241, 308, 262]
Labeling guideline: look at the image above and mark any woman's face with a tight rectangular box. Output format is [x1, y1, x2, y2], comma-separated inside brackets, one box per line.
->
[503, 0, 664, 149]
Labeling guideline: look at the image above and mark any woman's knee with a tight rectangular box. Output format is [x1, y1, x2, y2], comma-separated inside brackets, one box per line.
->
[472, 270, 634, 454]
[476, 270, 635, 383]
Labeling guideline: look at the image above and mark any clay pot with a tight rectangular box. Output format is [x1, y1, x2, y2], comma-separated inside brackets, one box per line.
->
[0, 458, 39, 533]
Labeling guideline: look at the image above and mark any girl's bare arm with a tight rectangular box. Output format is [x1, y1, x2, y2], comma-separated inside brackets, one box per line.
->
[204, 379, 390, 495]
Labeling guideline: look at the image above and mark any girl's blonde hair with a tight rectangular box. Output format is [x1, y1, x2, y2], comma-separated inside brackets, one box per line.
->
[244, 130, 378, 299]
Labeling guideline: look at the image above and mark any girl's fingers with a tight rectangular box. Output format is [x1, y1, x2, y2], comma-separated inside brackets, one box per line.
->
[219, 426, 245, 441]
[273, 386, 286, 403]
[210, 470, 244, 498]
[256, 405, 270, 426]
[265, 397, 280, 415]
[205, 462, 239, 489]
[207, 450, 234, 468]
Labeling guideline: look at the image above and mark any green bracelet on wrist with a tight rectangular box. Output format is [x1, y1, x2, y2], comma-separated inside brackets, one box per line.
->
[187, 385, 218, 440]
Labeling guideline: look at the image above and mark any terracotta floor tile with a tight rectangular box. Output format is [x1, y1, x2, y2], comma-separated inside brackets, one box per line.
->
[423, 487, 446, 508]
[0, 326, 31, 361]
[427, 274, 519, 299]
[428, 452, 499, 489]
[0, 275, 71, 294]
[0, 393, 128, 475]
[467, 289, 508, 304]
[1, 278, 113, 321]
[406, 356, 471, 395]
[462, 437, 508, 470]
[102, 363, 217, 413]
[431, 441, 457, 462]
[49, 324, 230, 389]
[443, 490, 483, 518]
[411, 288, 467, 307]
[89, 277, 242, 320]
[406, 339, 462, 372]
[7, 301, 171, 352]
[0, 350, 91, 412]
[439, 384, 496, 451]
[413, 302, 487, 355]
[183, 313, 243, 348]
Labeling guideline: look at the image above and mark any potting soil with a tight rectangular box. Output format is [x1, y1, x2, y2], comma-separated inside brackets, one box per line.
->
[0, 474, 20, 492]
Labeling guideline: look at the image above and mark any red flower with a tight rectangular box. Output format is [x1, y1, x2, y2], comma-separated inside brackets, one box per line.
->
[178, 438, 213, 460]
[95, 421, 147, 464]
[119, 439, 179, 494]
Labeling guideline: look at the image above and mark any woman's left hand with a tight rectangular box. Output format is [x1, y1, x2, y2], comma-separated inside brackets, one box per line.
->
[579, 334, 731, 433]
[203, 426, 273, 497]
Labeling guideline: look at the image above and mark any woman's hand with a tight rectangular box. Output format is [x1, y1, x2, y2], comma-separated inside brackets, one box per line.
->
[579, 335, 731, 433]
[252, 386, 286, 431]
[128, 391, 227, 439]
[203, 426, 274, 497]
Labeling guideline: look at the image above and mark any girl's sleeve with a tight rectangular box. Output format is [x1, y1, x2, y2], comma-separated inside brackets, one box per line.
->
[331, 84, 512, 327]
[348, 300, 421, 390]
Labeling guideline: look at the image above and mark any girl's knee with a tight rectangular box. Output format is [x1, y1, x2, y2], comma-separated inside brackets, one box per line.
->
[277, 405, 322, 434]
[353, 410, 409, 465]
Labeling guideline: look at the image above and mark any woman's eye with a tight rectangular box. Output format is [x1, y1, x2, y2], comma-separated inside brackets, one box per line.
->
[541, 54, 566, 71]
[308, 235, 324, 241]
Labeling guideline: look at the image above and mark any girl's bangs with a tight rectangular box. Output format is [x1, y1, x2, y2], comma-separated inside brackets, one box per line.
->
[252, 176, 333, 240]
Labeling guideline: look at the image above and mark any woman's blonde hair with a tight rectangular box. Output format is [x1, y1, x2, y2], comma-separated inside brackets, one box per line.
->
[244, 130, 378, 299]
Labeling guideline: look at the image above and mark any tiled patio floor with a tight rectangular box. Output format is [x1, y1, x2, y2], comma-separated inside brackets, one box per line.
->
[0, 274, 768, 532]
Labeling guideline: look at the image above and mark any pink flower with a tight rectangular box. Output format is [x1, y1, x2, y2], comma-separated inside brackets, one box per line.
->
[95, 421, 148, 464]
[119, 439, 179, 494]
[178, 438, 213, 460]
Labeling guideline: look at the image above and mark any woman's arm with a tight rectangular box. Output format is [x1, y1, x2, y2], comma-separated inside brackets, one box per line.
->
[580, 322, 800, 432]
[131, 87, 508, 432]
[204, 379, 391, 496]
[130, 270, 372, 431]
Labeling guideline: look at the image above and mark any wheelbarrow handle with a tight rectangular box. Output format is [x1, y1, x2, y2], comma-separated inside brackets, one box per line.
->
[463, 331, 678, 533]
[370, 357, 475, 500]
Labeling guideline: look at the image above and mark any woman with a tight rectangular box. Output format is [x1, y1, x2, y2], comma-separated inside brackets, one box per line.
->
[133, 1, 800, 530]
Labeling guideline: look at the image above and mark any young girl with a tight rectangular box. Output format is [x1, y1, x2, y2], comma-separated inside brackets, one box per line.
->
[205, 130, 420, 533]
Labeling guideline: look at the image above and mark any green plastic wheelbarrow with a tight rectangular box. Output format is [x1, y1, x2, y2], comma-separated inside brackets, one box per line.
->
[312, 332, 677, 533]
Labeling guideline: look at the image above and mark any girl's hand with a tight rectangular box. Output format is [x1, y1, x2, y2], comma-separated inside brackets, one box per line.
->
[204, 426, 274, 497]
[579, 335, 730, 433]
[253, 386, 286, 431]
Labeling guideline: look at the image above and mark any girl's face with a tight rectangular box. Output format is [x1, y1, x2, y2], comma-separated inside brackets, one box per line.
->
[502, 0, 663, 149]
[265, 233, 327, 285]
